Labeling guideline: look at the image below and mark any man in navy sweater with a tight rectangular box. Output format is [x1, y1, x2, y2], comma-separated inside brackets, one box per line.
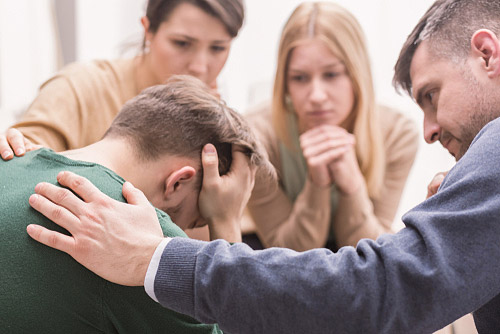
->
[21, 0, 500, 332]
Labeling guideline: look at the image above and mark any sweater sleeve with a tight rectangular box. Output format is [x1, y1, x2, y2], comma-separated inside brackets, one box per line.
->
[12, 74, 85, 151]
[153, 118, 500, 333]
[333, 108, 419, 247]
[11, 59, 132, 151]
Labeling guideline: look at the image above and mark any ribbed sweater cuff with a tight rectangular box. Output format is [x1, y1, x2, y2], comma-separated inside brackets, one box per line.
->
[154, 237, 206, 317]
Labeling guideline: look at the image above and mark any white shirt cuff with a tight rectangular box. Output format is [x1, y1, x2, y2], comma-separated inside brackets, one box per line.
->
[144, 237, 172, 302]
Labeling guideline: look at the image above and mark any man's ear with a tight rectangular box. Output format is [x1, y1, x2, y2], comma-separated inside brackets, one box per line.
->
[164, 166, 197, 200]
[471, 29, 500, 78]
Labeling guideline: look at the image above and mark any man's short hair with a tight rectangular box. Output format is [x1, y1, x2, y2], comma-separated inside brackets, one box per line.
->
[393, 0, 500, 96]
[104, 75, 273, 180]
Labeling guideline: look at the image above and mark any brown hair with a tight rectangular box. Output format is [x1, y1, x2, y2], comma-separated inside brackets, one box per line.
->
[142, 0, 245, 49]
[394, 0, 500, 96]
[271, 2, 385, 198]
[105, 75, 273, 180]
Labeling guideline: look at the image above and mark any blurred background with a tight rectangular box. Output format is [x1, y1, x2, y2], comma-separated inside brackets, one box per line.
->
[0, 0, 455, 228]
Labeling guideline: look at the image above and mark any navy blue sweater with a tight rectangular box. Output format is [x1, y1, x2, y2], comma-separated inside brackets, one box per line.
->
[154, 118, 500, 333]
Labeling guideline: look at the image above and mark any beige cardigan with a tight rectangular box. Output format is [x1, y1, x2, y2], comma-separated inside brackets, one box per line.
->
[245, 104, 419, 251]
[13, 58, 140, 151]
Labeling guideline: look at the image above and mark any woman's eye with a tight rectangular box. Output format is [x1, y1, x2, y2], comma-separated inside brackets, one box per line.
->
[290, 75, 308, 82]
[211, 45, 227, 53]
[324, 71, 344, 80]
[173, 40, 190, 48]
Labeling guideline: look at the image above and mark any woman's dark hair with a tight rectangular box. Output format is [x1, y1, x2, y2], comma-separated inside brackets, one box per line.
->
[143, 0, 245, 49]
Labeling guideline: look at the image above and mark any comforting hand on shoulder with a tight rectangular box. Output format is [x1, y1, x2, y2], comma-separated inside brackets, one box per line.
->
[26, 171, 164, 286]
[0, 128, 42, 160]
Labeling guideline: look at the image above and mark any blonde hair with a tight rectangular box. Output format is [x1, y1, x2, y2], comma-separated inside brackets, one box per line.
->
[272, 1, 385, 197]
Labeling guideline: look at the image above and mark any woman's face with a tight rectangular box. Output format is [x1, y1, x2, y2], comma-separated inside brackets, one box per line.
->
[143, 2, 233, 87]
[286, 39, 355, 132]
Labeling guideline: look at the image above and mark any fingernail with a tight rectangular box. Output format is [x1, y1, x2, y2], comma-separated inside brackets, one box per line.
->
[29, 194, 38, 204]
[123, 181, 134, 190]
[15, 148, 24, 155]
[34, 183, 43, 193]
[2, 150, 12, 159]
[204, 144, 216, 154]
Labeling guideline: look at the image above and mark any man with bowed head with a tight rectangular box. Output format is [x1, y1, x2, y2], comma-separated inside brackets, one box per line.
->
[0, 75, 271, 332]
[26, 0, 500, 332]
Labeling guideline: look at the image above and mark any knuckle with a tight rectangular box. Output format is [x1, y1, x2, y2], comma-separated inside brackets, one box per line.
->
[97, 197, 114, 209]
[51, 207, 64, 221]
[69, 176, 85, 190]
[47, 233, 59, 248]
[6, 128, 17, 136]
[55, 188, 71, 203]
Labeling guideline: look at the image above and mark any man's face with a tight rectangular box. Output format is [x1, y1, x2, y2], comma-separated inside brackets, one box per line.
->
[410, 41, 499, 160]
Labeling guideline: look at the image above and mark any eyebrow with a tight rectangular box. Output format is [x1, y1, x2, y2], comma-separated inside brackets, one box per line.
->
[169, 33, 231, 44]
[288, 61, 344, 72]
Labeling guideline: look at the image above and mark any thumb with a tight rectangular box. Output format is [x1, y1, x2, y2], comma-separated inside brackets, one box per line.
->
[202, 144, 220, 181]
[122, 181, 150, 206]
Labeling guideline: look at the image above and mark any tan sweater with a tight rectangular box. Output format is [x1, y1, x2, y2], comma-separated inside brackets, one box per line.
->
[13, 58, 141, 151]
[245, 104, 419, 251]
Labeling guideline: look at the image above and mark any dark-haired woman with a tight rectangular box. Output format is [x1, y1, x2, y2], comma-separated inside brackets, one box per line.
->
[1, 0, 244, 154]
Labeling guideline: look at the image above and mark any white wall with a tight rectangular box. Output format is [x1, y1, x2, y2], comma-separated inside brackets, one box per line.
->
[0, 0, 455, 226]
[0, 0, 58, 131]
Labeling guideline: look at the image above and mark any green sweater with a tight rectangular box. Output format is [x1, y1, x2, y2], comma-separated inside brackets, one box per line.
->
[0, 148, 221, 334]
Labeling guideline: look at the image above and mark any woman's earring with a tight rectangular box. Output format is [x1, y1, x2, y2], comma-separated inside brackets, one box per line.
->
[144, 40, 151, 54]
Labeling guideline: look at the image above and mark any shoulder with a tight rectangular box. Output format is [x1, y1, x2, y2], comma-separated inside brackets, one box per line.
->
[378, 105, 418, 140]
[245, 102, 273, 130]
[377, 105, 419, 163]
[244, 102, 278, 145]
[56, 58, 134, 85]
[244, 102, 281, 163]
[155, 209, 188, 238]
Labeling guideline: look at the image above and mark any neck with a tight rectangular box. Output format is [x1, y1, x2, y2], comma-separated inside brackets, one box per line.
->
[60, 139, 149, 188]
[134, 54, 162, 92]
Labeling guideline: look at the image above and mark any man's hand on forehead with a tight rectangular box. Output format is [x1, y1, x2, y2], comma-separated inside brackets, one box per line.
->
[198, 143, 256, 242]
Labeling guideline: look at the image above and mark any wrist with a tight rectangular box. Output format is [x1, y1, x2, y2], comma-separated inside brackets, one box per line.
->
[307, 173, 332, 189]
[303, 179, 332, 209]
[137, 236, 166, 287]
[144, 238, 172, 299]
[207, 217, 242, 242]
[337, 177, 362, 195]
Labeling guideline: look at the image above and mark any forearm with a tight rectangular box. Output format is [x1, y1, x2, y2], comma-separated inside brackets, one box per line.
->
[12, 76, 84, 151]
[155, 220, 492, 334]
[155, 122, 500, 333]
[12, 123, 68, 151]
[208, 219, 242, 243]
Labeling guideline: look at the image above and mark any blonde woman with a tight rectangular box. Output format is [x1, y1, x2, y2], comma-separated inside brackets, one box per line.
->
[245, 2, 418, 251]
